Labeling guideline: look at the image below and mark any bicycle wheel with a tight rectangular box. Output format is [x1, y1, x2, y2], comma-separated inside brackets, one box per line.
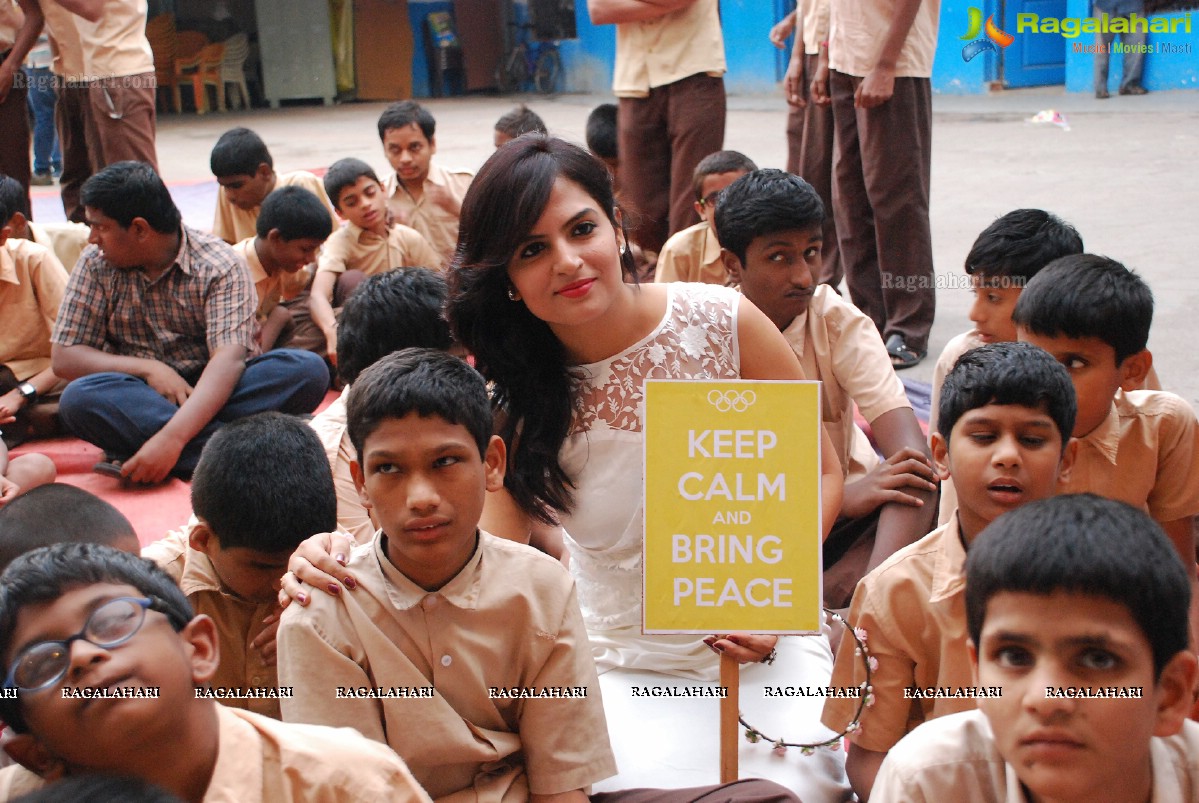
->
[533, 48, 561, 95]
[496, 45, 528, 93]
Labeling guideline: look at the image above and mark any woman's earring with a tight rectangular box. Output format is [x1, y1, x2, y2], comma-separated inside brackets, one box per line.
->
[619, 242, 628, 256]
[507, 286, 519, 302]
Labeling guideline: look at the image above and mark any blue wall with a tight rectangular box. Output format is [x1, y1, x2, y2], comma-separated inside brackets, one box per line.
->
[1062, 3, 1197, 92]
[403, 0, 1195, 98]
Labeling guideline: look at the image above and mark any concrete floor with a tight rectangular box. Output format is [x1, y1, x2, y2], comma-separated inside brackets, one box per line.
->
[33, 86, 1199, 405]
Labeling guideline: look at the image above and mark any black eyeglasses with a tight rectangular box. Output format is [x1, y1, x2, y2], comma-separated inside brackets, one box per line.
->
[3, 596, 171, 693]
[699, 191, 722, 209]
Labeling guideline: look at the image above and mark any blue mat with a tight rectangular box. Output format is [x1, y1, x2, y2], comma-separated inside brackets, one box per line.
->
[31, 179, 220, 231]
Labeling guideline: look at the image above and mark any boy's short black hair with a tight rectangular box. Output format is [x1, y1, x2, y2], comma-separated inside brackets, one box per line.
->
[0, 173, 28, 222]
[691, 150, 759, 202]
[495, 104, 547, 139]
[938, 341, 1076, 447]
[584, 103, 617, 160]
[12, 774, 185, 803]
[256, 185, 334, 241]
[323, 158, 380, 212]
[966, 493, 1190, 680]
[346, 348, 492, 462]
[191, 412, 336, 553]
[377, 100, 435, 142]
[209, 127, 273, 178]
[81, 161, 182, 234]
[1011, 254, 1153, 364]
[714, 169, 822, 266]
[337, 268, 451, 385]
[964, 208, 1083, 285]
[0, 543, 194, 732]
[0, 484, 137, 573]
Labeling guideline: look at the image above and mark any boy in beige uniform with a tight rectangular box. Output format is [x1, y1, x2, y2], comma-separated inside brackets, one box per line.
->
[311, 158, 440, 365]
[210, 127, 337, 246]
[874, 495, 1199, 803]
[716, 170, 937, 608]
[0, 543, 429, 802]
[142, 413, 339, 722]
[1, 172, 89, 272]
[589, 0, 725, 256]
[280, 350, 798, 803]
[278, 350, 618, 800]
[0, 187, 68, 446]
[1013, 255, 1199, 591]
[377, 100, 472, 264]
[654, 151, 755, 286]
[822, 342, 1077, 800]
[230, 186, 333, 352]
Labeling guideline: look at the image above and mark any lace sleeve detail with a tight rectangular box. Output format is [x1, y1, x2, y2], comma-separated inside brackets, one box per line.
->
[570, 284, 742, 434]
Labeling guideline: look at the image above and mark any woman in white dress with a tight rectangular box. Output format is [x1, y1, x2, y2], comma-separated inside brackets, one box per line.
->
[289, 137, 853, 800]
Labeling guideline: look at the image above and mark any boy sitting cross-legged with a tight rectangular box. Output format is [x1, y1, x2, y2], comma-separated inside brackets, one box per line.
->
[141, 412, 338, 720]
[309, 159, 441, 367]
[822, 341, 1078, 801]
[716, 169, 938, 608]
[0, 543, 430, 801]
[872, 494, 1199, 802]
[277, 349, 799, 803]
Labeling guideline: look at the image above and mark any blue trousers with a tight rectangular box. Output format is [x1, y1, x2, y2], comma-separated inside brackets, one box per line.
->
[58, 350, 330, 476]
[23, 67, 61, 174]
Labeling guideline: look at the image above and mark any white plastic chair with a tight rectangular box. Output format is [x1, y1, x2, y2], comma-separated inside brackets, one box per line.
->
[219, 33, 251, 111]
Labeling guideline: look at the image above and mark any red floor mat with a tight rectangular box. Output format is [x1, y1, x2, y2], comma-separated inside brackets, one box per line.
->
[8, 390, 339, 548]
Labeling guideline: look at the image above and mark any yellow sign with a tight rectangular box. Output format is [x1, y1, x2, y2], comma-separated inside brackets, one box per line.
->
[643, 380, 822, 634]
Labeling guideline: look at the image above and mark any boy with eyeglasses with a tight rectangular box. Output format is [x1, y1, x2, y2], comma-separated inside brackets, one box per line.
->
[0, 543, 430, 802]
[654, 151, 757, 286]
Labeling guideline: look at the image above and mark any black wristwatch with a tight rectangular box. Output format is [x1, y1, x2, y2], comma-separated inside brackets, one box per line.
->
[17, 382, 38, 404]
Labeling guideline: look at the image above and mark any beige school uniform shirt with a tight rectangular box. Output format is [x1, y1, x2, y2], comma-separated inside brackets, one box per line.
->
[802, 0, 832, 56]
[212, 171, 337, 245]
[1061, 389, 1199, 522]
[316, 221, 441, 279]
[143, 528, 282, 719]
[783, 285, 913, 481]
[873, 710, 1199, 802]
[39, 0, 84, 81]
[611, 0, 725, 96]
[0, 705, 430, 802]
[277, 531, 617, 800]
[0, 238, 68, 380]
[27, 222, 90, 274]
[829, 0, 940, 77]
[383, 163, 472, 265]
[73, 0, 153, 79]
[823, 516, 977, 751]
[231, 237, 310, 325]
[307, 386, 375, 543]
[654, 222, 726, 286]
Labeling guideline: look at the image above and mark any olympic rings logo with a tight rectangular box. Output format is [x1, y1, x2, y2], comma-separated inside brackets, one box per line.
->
[707, 389, 757, 412]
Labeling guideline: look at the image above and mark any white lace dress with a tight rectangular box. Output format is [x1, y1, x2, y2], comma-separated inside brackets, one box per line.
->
[560, 283, 851, 798]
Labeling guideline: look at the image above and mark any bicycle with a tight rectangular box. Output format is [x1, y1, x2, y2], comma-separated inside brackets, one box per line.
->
[496, 21, 561, 95]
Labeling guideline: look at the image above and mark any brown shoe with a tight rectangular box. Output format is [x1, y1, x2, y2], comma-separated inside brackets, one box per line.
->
[1119, 83, 1148, 95]
[1096, 88, 1110, 99]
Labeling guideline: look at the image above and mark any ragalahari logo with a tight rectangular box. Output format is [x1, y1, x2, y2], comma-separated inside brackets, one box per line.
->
[961, 7, 1015, 61]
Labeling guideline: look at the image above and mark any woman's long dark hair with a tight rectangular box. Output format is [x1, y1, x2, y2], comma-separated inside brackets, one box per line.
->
[449, 136, 637, 522]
